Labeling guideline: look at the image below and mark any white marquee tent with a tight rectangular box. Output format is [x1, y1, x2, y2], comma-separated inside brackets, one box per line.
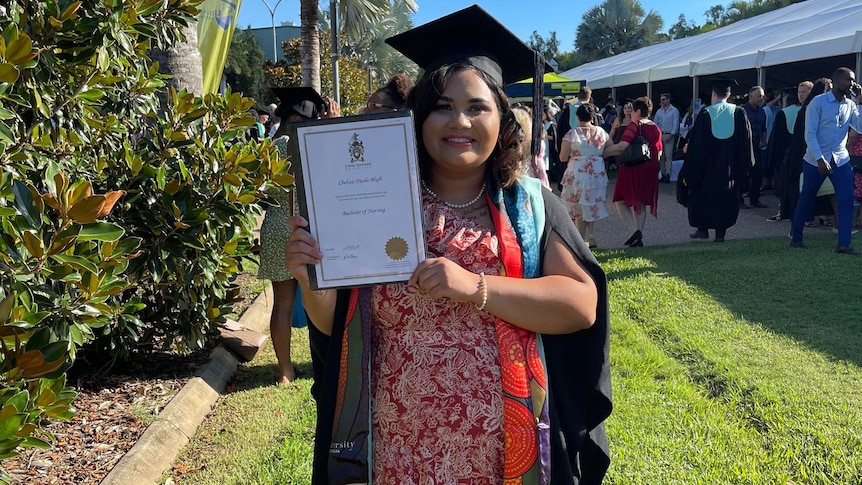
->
[560, 0, 862, 91]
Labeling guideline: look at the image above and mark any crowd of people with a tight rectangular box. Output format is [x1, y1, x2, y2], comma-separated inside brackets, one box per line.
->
[250, 4, 862, 483]
[531, 69, 862, 251]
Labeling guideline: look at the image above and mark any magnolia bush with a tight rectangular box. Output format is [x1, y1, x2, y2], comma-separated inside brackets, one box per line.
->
[0, 0, 292, 473]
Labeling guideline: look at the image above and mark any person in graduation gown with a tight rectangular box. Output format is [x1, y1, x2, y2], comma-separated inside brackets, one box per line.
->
[678, 80, 755, 242]
[287, 5, 612, 485]
[779, 79, 832, 227]
[766, 90, 803, 221]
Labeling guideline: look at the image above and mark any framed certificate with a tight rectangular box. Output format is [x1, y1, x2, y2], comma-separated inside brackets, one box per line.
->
[287, 110, 426, 290]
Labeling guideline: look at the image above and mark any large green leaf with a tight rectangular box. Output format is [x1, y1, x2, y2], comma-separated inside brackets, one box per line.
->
[11, 180, 41, 229]
[5, 391, 29, 414]
[78, 222, 124, 242]
[50, 254, 99, 275]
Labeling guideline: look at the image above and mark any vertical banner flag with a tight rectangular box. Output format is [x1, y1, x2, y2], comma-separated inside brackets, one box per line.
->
[197, 0, 242, 94]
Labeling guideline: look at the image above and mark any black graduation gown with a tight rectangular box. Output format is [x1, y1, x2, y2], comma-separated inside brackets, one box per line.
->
[309, 188, 612, 485]
[680, 105, 754, 230]
[556, 105, 573, 154]
[547, 120, 564, 182]
[780, 107, 807, 221]
[767, 107, 795, 202]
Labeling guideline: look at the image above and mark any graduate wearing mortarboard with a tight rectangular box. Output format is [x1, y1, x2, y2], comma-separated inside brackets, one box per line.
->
[679, 79, 755, 242]
[289, 6, 612, 484]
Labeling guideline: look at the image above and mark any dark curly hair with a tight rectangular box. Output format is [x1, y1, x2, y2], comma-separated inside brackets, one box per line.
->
[375, 73, 414, 109]
[576, 103, 598, 123]
[406, 64, 525, 188]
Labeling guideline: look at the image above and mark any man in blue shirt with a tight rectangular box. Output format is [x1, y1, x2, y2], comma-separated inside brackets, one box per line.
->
[791, 67, 862, 254]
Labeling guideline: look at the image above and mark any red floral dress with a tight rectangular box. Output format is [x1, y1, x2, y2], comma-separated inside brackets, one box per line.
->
[370, 193, 505, 484]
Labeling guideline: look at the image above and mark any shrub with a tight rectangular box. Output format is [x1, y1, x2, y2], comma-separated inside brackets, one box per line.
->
[0, 0, 292, 474]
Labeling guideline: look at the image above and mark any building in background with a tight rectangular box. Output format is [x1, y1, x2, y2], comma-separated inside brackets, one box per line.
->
[245, 22, 301, 62]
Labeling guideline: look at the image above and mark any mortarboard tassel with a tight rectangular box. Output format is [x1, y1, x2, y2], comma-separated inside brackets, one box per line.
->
[531, 49, 544, 159]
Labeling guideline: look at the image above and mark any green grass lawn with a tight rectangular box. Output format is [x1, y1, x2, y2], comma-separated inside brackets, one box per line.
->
[169, 233, 862, 484]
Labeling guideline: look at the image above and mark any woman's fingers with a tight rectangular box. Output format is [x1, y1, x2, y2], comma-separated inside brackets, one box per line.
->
[409, 258, 476, 301]
[284, 215, 324, 287]
[287, 215, 309, 232]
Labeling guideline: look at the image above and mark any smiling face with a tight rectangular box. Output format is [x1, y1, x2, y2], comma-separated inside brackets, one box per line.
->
[421, 68, 501, 176]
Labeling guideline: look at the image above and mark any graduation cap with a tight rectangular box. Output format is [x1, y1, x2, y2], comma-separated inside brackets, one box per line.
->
[271, 86, 325, 120]
[709, 77, 739, 95]
[385, 4, 551, 155]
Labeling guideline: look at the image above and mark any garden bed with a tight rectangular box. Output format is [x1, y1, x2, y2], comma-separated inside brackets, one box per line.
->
[3, 273, 264, 485]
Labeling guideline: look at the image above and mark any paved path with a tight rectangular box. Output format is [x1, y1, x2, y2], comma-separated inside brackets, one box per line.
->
[580, 179, 839, 249]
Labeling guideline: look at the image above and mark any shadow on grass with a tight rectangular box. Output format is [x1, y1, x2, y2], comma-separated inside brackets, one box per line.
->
[598, 233, 862, 368]
[231, 360, 315, 393]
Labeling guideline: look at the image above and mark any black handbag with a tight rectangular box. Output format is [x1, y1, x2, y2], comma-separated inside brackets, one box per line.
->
[619, 122, 651, 166]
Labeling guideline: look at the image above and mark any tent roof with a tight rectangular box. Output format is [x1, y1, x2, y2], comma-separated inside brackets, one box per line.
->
[560, 0, 862, 89]
[512, 72, 576, 84]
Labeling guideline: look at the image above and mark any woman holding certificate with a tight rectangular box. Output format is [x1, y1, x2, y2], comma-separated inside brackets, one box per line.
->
[286, 6, 612, 484]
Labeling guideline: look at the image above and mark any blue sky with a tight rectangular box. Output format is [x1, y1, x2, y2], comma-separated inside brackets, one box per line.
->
[235, 0, 720, 52]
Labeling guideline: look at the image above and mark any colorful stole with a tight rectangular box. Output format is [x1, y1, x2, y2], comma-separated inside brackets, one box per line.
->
[328, 176, 550, 485]
[489, 177, 550, 484]
[783, 105, 802, 134]
[706, 101, 737, 140]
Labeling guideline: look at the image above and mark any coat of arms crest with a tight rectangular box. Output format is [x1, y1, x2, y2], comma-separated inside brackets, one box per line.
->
[348, 133, 365, 163]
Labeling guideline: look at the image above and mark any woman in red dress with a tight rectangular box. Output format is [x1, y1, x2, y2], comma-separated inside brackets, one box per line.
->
[604, 96, 662, 247]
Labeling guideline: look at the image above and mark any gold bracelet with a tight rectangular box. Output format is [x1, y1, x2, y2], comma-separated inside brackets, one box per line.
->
[475, 272, 488, 311]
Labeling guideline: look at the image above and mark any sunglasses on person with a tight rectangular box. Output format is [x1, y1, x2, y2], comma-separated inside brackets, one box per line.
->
[365, 101, 397, 112]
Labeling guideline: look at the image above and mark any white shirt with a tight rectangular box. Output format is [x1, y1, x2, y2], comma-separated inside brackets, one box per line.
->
[654, 105, 680, 135]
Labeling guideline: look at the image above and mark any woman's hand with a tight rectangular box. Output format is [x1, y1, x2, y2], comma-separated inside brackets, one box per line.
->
[408, 257, 481, 305]
[322, 98, 340, 118]
[285, 215, 323, 289]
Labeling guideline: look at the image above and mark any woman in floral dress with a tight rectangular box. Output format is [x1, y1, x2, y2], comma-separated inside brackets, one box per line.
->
[257, 87, 325, 384]
[559, 103, 610, 248]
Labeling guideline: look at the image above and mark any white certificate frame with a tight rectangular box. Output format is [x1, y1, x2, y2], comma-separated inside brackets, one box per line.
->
[288, 110, 425, 290]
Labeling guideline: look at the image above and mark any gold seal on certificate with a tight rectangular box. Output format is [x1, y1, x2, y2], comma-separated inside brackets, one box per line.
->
[288, 111, 426, 290]
[385, 236, 409, 261]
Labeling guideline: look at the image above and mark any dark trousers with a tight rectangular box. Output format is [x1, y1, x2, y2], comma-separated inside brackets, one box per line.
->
[747, 149, 763, 203]
[697, 227, 727, 239]
[791, 161, 854, 247]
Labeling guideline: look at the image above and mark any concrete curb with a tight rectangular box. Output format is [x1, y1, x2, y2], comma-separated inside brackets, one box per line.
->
[101, 283, 274, 485]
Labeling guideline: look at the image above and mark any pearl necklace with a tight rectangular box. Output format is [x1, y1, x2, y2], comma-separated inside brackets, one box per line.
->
[421, 179, 485, 209]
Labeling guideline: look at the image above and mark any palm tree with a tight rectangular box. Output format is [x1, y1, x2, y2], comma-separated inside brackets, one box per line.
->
[149, 23, 204, 110]
[340, 0, 418, 82]
[575, 0, 664, 63]
[300, 0, 418, 91]
[300, 0, 321, 91]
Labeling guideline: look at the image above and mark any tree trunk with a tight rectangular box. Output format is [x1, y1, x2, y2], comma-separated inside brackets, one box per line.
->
[300, 0, 321, 91]
[147, 23, 203, 117]
[149, 23, 204, 101]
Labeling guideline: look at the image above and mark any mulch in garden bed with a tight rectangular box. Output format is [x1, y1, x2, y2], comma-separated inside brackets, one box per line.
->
[4, 349, 211, 485]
